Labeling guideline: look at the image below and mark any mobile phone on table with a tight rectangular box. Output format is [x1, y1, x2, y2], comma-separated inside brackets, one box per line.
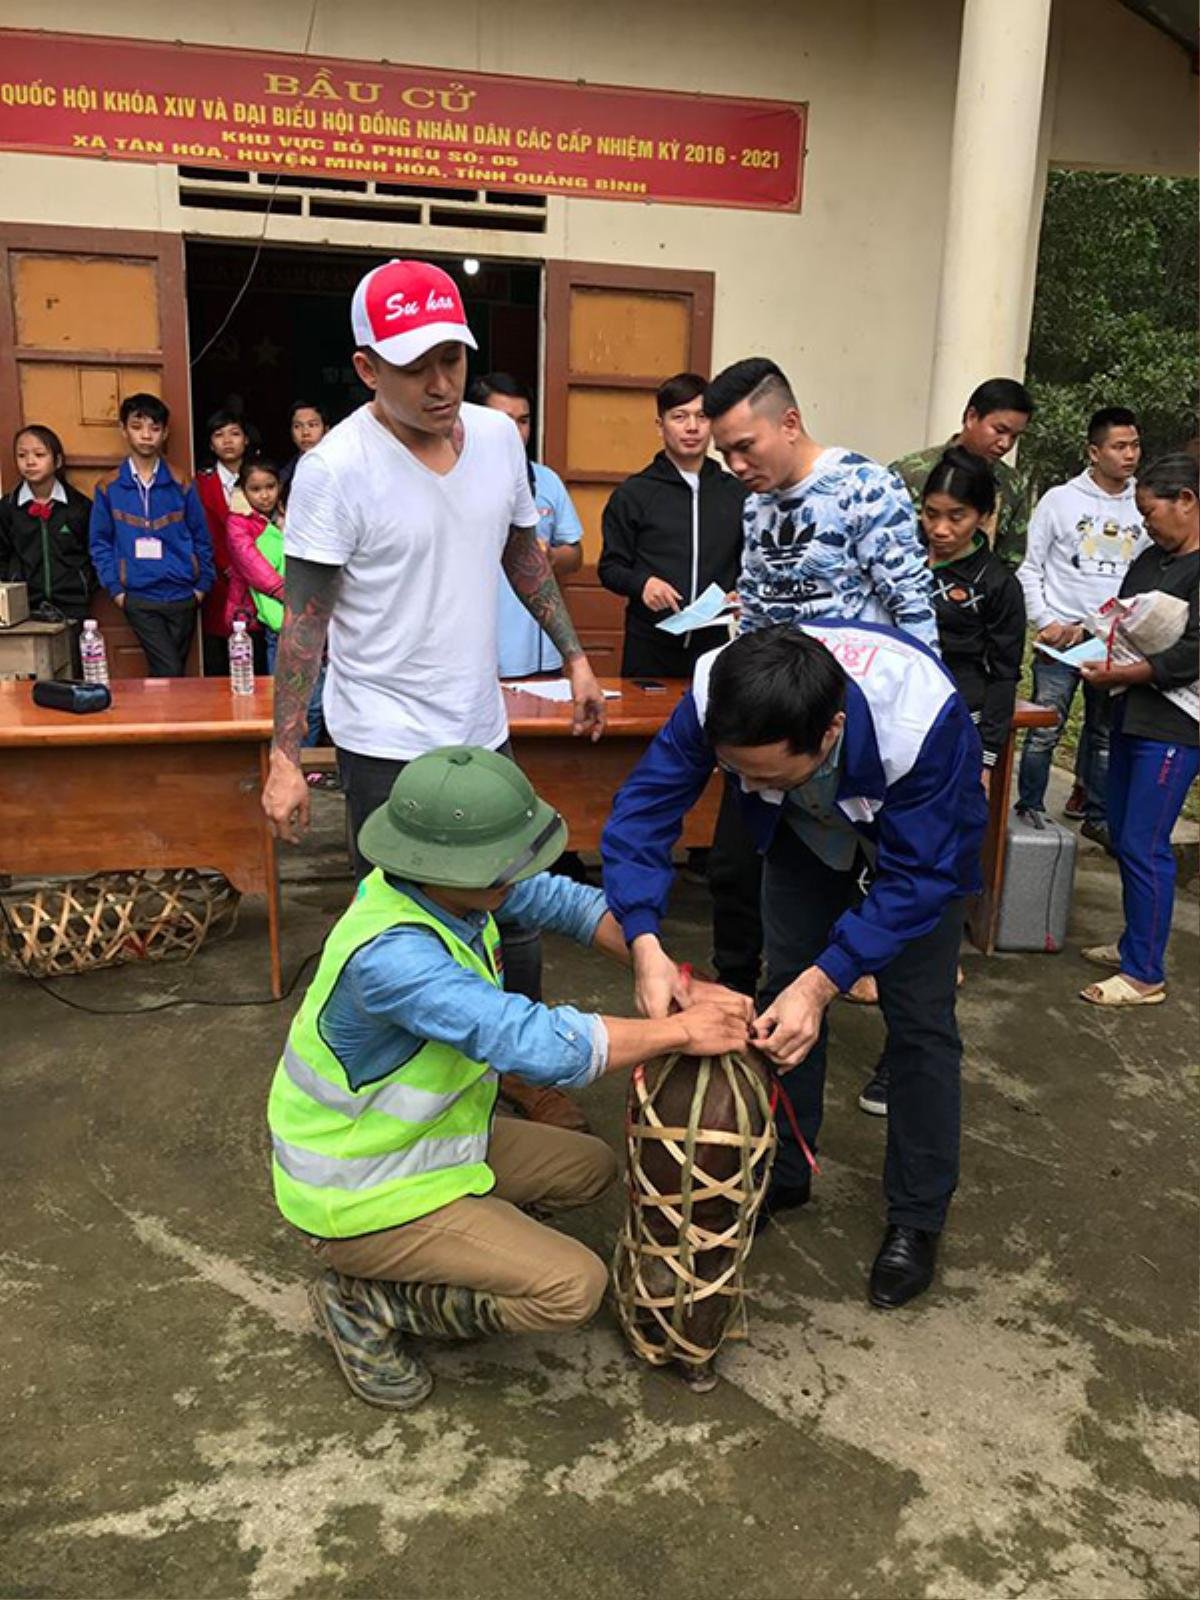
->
[632, 678, 665, 692]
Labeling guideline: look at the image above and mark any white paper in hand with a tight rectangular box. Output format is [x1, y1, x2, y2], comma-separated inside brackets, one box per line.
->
[655, 582, 738, 636]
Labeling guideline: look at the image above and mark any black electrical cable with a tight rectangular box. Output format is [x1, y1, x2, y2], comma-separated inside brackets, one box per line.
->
[0, 894, 319, 1016]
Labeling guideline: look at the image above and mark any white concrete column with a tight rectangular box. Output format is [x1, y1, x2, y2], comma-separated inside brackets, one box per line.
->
[925, 0, 1053, 441]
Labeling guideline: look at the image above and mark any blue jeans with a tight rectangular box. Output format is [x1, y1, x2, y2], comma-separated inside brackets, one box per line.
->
[264, 629, 326, 749]
[1017, 658, 1111, 824]
[1107, 710, 1199, 985]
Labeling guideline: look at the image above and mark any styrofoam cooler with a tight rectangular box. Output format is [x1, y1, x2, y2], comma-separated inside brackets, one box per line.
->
[995, 810, 1078, 952]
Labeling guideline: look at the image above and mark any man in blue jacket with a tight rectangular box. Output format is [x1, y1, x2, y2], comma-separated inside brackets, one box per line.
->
[89, 393, 214, 677]
[602, 620, 987, 1308]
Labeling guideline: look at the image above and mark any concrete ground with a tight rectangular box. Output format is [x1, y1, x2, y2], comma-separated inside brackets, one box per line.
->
[3, 787, 1197, 1600]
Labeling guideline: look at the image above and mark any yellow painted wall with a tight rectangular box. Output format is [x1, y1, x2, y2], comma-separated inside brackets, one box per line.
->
[0, 0, 1193, 464]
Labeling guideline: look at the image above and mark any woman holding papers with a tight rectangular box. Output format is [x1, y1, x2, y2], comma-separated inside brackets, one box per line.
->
[1078, 452, 1199, 1008]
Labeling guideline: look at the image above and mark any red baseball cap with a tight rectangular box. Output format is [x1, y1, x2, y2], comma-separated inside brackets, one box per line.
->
[350, 259, 477, 367]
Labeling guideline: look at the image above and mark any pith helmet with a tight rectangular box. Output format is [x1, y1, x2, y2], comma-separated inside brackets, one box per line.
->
[357, 746, 566, 888]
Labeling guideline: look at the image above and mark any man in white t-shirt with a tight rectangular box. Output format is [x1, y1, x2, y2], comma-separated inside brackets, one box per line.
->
[262, 258, 605, 1124]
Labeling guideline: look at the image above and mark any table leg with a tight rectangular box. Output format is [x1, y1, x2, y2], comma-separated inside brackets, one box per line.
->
[260, 744, 283, 999]
[967, 729, 1017, 954]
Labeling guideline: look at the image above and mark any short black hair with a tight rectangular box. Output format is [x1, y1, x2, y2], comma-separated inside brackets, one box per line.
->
[656, 372, 707, 416]
[205, 406, 248, 439]
[964, 378, 1034, 421]
[120, 393, 169, 427]
[467, 372, 531, 407]
[705, 626, 847, 756]
[1138, 452, 1198, 501]
[703, 358, 797, 422]
[921, 446, 997, 518]
[238, 457, 281, 488]
[289, 399, 330, 426]
[1087, 406, 1138, 445]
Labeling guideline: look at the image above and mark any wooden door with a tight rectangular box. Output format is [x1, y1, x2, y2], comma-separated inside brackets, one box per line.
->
[544, 262, 715, 673]
[0, 224, 194, 676]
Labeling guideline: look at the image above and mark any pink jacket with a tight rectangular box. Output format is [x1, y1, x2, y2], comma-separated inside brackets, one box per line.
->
[225, 509, 284, 632]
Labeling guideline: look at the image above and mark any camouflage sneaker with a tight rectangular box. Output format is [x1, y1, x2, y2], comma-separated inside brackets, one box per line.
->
[308, 1271, 433, 1411]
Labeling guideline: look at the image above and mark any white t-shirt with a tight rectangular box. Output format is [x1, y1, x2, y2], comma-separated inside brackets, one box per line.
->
[285, 402, 538, 758]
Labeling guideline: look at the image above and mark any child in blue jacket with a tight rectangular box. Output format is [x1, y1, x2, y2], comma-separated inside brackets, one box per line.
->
[89, 393, 214, 677]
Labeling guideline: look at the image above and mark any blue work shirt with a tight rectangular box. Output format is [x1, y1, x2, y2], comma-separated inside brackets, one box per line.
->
[497, 462, 584, 677]
[320, 871, 610, 1091]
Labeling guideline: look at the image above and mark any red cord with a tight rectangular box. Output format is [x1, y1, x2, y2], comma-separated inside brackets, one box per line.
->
[678, 961, 819, 1175]
[769, 1078, 821, 1175]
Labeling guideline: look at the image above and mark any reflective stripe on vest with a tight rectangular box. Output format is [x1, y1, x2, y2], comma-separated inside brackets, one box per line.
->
[271, 1127, 491, 1191]
[268, 872, 502, 1238]
[280, 1041, 470, 1126]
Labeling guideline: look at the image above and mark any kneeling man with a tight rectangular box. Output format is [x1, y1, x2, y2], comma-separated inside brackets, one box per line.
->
[602, 623, 987, 1308]
[268, 746, 748, 1409]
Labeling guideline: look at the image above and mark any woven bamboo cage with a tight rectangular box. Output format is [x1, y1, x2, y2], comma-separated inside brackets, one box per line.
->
[0, 869, 241, 978]
[612, 1050, 776, 1374]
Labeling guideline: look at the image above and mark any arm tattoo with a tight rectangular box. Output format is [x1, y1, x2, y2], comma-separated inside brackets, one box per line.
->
[272, 556, 341, 763]
[502, 525, 583, 662]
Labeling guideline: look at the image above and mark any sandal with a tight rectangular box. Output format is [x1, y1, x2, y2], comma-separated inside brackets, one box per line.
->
[1082, 943, 1122, 969]
[1080, 974, 1165, 1007]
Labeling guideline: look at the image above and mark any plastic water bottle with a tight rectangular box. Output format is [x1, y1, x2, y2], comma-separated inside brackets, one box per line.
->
[80, 619, 109, 686]
[228, 619, 255, 696]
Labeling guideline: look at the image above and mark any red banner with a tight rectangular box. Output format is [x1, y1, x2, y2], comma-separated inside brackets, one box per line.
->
[0, 31, 805, 212]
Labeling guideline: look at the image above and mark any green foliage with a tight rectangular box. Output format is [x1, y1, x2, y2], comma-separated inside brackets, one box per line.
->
[1022, 170, 1198, 495]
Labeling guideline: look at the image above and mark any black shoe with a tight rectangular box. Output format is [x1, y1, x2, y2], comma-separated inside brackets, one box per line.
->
[1080, 819, 1116, 856]
[868, 1225, 938, 1308]
[858, 1066, 889, 1117]
[754, 1179, 812, 1234]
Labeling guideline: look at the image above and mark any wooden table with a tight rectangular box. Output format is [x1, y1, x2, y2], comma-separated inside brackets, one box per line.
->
[966, 698, 1060, 955]
[504, 678, 722, 849]
[0, 678, 282, 996]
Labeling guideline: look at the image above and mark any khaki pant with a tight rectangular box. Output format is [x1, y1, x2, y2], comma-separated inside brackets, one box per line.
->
[309, 1116, 618, 1335]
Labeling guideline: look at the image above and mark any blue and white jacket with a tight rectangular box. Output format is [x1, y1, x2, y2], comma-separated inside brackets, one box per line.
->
[738, 448, 937, 650]
[601, 619, 987, 992]
[742, 444, 940, 649]
[90, 458, 215, 605]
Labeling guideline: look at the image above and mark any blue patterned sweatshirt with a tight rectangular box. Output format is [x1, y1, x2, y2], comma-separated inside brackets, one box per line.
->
[737, 447, 938, 650]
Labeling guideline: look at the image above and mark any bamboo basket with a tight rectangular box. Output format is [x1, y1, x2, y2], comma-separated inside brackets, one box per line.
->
[0, 869, 241, 978]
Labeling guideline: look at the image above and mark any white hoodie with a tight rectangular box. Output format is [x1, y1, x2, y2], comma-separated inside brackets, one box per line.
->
[1017, 470, 1147, 628]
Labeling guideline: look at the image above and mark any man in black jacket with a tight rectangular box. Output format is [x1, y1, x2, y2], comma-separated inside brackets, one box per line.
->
[599, 373, 746, 679]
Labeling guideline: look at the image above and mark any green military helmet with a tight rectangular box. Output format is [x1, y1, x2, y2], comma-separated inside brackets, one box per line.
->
[357, 746, 567, 889]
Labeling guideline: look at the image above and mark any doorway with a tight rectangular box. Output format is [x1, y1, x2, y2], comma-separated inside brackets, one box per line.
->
[185, 242, 542, 465]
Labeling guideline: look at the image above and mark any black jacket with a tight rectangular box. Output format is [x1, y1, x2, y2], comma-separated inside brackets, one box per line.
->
[598, 453, 746, 637]
[930, 537, 1026, 764]
[1115, 544, 1198, 747]
[0, 482, 95, 618]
